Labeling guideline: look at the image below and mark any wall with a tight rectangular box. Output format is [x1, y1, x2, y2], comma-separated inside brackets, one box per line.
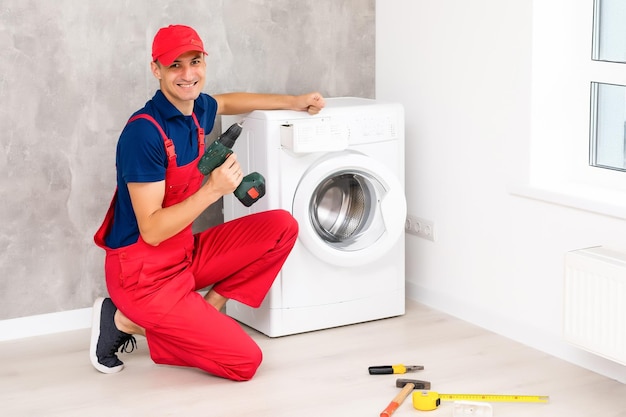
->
[377, 0, 626, 382]
[0, 0, 374, 320]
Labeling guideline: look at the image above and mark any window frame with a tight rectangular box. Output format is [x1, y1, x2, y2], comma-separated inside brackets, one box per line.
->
[513, 0, 626, 219]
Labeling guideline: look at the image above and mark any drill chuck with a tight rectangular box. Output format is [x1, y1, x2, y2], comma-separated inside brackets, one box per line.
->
[217, 121, 242, 148]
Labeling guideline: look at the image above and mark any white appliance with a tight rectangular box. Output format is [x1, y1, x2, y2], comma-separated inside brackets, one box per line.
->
[223, 97, 406, 337]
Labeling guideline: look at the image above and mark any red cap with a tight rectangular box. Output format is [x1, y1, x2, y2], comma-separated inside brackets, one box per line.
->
[152, 25, 207, 66]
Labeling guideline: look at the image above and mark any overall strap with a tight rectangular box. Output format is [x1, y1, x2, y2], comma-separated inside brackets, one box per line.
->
[128, 114, 177, 164]
[190, 112, 205, 153]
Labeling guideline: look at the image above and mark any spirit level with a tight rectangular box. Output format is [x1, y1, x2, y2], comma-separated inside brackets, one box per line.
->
[413, 390, 549, 411]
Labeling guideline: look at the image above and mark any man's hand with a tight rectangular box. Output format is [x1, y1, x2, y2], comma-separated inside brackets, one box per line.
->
[203, 153, 243, 196]
[295, 92, 326, 115]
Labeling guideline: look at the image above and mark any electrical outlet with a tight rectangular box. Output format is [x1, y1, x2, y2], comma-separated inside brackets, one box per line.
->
[405, 214, 435, 241]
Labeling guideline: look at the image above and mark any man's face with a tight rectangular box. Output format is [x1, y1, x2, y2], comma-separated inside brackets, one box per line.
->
[151, 51, 206, 113]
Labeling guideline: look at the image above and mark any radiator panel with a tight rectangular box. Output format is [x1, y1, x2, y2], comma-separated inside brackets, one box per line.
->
[564, 246, 626, 365]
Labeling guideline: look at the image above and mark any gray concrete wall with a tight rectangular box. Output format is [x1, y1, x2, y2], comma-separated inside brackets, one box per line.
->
[0, 0, 374, 319]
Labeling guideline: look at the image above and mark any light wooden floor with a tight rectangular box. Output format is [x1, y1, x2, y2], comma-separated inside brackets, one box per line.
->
[2, 301, 625, 416]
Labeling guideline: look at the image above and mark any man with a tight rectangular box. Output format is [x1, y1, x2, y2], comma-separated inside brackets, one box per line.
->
[90, 24, 325, 381]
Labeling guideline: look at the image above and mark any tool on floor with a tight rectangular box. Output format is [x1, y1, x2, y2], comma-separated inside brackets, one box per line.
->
[412, 390, 549, 411]
[369, 364, 424, 375]
[452, 401, 493, 417]
[197, 121, 266, 207]
[380, 378, 431, 417]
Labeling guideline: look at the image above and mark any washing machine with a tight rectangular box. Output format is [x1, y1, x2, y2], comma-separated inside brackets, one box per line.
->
[223, 97, 406, 337]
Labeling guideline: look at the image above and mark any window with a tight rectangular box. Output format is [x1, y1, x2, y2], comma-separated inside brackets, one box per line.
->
[516, 0, 626, 218]
[589, 82, 626, 172]
[592, 0, 626, 63]
[589, 0, 626, 173]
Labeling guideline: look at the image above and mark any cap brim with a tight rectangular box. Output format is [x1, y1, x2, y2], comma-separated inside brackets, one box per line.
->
[156, 45, 207, 66]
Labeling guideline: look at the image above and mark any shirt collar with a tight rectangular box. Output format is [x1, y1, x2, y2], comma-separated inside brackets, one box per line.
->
[152, 90, 206, 120]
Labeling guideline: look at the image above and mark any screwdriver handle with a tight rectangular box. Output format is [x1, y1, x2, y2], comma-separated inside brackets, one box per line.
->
[369, 365, 406, 375]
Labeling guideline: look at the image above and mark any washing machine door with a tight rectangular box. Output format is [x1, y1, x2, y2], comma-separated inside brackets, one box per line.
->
[292, 151, 406, 267]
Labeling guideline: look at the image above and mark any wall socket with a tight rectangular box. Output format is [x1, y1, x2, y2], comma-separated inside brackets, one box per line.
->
[405, 215, 435, 241]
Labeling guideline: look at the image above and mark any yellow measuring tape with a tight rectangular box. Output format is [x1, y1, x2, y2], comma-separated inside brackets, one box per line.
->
[413, 390, 549, 411]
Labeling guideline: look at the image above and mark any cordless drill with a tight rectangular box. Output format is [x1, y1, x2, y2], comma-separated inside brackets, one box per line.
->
[198, 121, 266, 207]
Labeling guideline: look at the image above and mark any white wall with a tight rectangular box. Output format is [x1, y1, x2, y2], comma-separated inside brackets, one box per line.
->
[377, 0, 626, 382]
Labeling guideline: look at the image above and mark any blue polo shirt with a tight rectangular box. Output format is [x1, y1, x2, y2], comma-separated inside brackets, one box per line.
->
[105, 90, 218, 248]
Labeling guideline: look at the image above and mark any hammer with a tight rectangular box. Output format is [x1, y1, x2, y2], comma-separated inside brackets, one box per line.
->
[380, 378, 431, 417]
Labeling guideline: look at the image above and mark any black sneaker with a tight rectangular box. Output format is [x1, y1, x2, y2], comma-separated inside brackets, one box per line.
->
[89, 297, 137, 374]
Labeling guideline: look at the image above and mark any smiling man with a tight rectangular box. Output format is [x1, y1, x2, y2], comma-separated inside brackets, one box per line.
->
[90, 24, 325, 380]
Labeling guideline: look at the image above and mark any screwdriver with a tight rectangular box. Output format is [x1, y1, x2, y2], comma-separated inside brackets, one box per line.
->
[368, 365, 424, 375]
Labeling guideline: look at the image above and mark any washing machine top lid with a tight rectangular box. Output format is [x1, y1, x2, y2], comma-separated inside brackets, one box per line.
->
[324, 97, 376, 107]
[244, 97, 404, 152]
[244, 97, 400, 121]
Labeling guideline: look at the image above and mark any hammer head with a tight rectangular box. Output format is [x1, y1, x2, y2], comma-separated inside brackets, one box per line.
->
[396, 378, 431, 390]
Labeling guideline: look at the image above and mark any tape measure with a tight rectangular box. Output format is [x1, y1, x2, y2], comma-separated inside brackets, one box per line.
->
[413, 390, 549, 411]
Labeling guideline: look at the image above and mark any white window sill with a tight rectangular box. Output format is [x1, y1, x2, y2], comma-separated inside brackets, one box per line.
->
[509, 183, 626, 220]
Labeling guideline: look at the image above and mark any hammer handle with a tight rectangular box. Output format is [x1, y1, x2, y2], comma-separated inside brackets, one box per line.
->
[380, 382, 415, 417]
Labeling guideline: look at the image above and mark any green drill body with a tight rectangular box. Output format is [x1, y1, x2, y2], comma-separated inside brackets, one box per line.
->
[198, 122, 265, 207]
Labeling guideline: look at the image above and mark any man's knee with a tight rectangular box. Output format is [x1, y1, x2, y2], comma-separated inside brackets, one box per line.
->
[271, 209, 299, 240]
[227, 345, 263, 381]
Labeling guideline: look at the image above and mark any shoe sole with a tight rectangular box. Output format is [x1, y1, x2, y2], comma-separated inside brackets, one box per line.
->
[89, 297, 124, 374]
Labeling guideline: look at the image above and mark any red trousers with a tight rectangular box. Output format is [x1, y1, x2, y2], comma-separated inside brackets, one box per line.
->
[103, 210, 298, 381]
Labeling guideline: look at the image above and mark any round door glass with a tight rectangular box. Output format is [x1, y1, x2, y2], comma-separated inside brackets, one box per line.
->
[310, 171, 385, 251]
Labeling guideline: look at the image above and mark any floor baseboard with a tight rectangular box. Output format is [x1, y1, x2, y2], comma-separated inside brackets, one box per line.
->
[0, 307, 92, 342]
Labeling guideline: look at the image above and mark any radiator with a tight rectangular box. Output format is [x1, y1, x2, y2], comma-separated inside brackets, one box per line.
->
[563, 246, 626, 365]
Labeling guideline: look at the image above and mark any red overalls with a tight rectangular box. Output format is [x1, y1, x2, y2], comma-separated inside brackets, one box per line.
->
[94, 113, 298, 381]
